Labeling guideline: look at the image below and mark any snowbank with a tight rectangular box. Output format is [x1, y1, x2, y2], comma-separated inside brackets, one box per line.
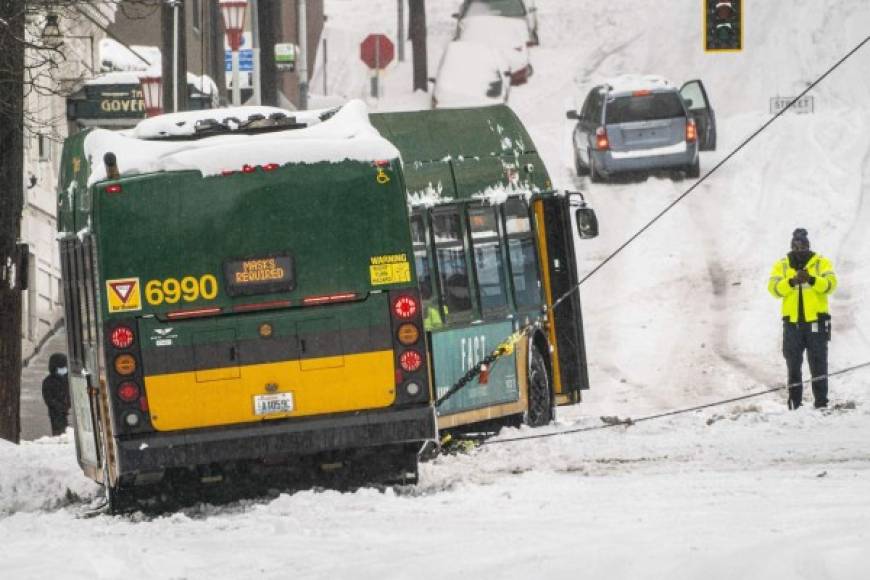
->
[0, 433, 100, 515]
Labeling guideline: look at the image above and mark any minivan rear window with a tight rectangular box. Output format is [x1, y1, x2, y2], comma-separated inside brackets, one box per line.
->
[605, 93, 685, 124]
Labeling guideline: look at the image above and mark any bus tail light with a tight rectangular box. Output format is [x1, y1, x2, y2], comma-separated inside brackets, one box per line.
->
[686, 119, 698, 143]
[303, 292, 357, 306]
[404, 381, 422, 397]
[166, 306, 223, 320]
[399, 350, 423, 372]
[105, 319, 153, 434]
[595, 127, 609, 151]
[110, 325, 135, 349]
[388, 289, 430, 405]
[114, 354, 137, 376]
[397, 323, 420, 345]
[392, 295, 419, 320]
[117, 381, 140, 402]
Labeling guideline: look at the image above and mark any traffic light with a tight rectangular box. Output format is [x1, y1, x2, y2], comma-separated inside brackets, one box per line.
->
[705, 0, 742, 52]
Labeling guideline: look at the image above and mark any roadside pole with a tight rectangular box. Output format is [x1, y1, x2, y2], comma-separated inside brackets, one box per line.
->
[251, 0, 261, 105]
[298, 0, 309, 110]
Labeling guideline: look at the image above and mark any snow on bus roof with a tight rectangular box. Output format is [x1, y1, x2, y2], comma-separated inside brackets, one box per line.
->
[83, 100, 399, 185]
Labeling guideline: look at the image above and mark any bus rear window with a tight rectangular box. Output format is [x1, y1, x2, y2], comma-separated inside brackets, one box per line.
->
[605, 93, 685, 124]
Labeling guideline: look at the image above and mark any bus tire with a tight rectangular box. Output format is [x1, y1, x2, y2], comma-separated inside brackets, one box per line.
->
[524, 349, 552, 427]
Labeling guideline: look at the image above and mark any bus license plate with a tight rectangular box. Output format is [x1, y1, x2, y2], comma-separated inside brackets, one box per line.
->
[253, 393, 294, 416]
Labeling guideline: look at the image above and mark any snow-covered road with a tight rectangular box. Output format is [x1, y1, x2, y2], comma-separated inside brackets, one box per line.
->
[3, 1, 870, 578]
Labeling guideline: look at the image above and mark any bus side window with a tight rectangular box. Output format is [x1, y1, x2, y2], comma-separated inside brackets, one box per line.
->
[432, 210, 472, 319]
[468, 205, 508, 317]
[410, 213, 441, 330]
[504, 198, 541, 309]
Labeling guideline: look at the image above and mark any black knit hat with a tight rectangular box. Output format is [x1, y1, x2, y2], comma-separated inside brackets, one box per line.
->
[792, 228, 810, 248]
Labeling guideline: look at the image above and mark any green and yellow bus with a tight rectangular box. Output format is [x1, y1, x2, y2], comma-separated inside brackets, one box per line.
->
[56, 100, 596, 507]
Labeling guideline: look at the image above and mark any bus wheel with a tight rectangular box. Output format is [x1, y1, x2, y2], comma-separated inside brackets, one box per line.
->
[107, 484, 135, 514]
[524, 350, 552, 427]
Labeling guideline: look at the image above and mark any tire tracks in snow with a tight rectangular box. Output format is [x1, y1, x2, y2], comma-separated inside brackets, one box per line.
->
[687, 181, 774, 391]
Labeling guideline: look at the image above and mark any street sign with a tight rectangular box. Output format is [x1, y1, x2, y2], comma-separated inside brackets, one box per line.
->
[224, 49, 254, 72]
[360, 34, 395, 70]
[770, 96, 815, 115]
[275, 43, 298, 72]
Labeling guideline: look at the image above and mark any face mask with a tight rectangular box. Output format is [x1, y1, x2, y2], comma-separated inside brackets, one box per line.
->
[57, 367, 68, 376]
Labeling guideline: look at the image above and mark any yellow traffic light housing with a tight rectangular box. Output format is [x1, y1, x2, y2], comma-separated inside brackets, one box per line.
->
[705, 0, 743, 52]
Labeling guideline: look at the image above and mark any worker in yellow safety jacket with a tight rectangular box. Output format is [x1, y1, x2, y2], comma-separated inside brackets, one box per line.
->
[768, 228, 837, 409]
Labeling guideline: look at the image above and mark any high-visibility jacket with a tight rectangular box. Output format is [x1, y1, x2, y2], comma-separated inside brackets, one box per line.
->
[768, 253, 837, 323]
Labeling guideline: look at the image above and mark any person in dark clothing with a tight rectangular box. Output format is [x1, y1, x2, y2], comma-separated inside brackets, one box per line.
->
[42, 353, 71, 436]
[767, 229, 838, 409]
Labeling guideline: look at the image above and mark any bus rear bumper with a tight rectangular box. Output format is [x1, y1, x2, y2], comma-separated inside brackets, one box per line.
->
[115, 405, 437, 476]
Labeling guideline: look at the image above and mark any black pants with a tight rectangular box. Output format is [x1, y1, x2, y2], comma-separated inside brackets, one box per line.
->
[783, 321, 828, 409]
[48, 410, 68, 436]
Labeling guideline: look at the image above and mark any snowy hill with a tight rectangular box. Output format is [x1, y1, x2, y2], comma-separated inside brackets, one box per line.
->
[2, 2, 869, 578]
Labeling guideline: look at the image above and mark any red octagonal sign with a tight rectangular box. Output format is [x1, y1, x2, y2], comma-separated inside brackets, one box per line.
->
[360, 34, 395, 70]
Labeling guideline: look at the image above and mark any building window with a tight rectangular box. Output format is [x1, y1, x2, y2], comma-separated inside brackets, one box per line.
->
[38, 134, 50, 161]
[191, 0, 201, 31]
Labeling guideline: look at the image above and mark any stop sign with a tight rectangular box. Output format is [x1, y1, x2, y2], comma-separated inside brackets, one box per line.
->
[360, 34, 395, 70]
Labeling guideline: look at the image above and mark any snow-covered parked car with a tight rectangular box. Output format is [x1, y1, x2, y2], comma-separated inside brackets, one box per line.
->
[432, 41, 511, 109]
[453, 0, 539, 46]
[456, 15, 533, 85]
[566, 75, 717, 181]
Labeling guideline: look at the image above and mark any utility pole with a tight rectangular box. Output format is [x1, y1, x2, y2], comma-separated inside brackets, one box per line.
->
[0, 0, 25, 444]
[409, 0, 427, 92]
[162, 0, 188, 112]
[297, 0, 308, 110]
[258, 0, 278, 106]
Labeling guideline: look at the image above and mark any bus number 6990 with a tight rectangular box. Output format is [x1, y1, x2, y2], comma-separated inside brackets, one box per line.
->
[145, 274, 219, 305]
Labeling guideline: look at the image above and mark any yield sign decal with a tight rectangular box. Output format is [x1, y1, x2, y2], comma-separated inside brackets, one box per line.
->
[106, 277, 142, 313]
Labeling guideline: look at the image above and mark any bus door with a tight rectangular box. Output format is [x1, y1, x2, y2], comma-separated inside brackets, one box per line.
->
[60, 236, 103, 480]
[423, 205, 520, 418]
[535, 195, 591, 400]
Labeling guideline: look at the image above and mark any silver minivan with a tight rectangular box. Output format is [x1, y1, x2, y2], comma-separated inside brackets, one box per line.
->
[567, 77, 716, 181]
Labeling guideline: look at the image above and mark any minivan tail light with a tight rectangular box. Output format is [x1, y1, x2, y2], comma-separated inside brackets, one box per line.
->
[632, 89, 652, 97]
[686, 119, 697, 143]
[595, 127, 609, 151]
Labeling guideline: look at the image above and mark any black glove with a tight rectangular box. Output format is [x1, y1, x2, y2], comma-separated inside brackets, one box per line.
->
[794, 270, 810, 284]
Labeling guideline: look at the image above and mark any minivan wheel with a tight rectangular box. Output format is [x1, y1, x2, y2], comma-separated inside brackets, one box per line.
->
[687, 158, 700, 178]
[589, 150, 604, 183]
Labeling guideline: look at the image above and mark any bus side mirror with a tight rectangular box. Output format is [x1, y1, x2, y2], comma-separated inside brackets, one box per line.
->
[566, 109, 578, 120]
[575, 207, 598, 239]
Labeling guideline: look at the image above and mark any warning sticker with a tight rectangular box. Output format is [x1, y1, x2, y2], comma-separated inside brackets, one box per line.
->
[369, 254, 411, 286]
[106, 277, 142, 313]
